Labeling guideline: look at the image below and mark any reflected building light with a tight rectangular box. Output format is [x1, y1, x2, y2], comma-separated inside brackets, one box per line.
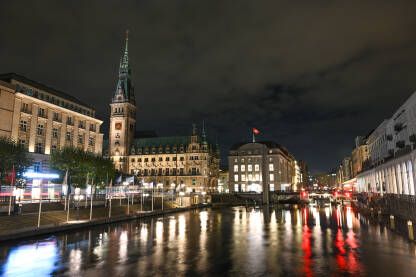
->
[69, 249, 82, 275]
[156, 220, 163, 244]
[270, 210, 277, 229]
[325, 207, 330, 219]
[119, 231, 128, 263]
[200, 211, 208, 232]
[140, 224, 148, 242]
[346, 207, 353, 229]
[285, 210, 291, 227]
[313, 207, 320, 226]
[169, 218, 176, 242]
[296, 209, 301, 227]
[3, 241, 58, 276]
[179, 215, 186, 239]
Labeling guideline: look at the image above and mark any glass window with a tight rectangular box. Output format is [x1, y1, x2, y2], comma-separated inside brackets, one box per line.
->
[166, 157, 170, 161]
[38, 108, 45, 117]
[234, 174, 238, 181]
[35, 142, 43, 154]
[234, 165, 238, 172]
[78, 134, 83, 143]
[241, 158, 245, 162]
[241, 184, 246, 192]
[270, 184, 275, 191]
[20, 120, 27, 131]
[234, 184, 239, 192]
[89, 137, 94, 146]
[53, 128, 58, 138]
[255, 164, 260, 171]
[66, 131, 71, 141]
[241, 165, 245, 171]
[255, 174, 260, 181]
[241, 175, 246, 181]
[37, 124, 43, 135]
[180, 157, 184, 161]
[248, 164, 252, 171]
[248, 174, 253, 181]
[269, 164, 274, 171]
[269, 173, 274, 181]
[51, 145, 57, 153]
[19, 139, 25, 147]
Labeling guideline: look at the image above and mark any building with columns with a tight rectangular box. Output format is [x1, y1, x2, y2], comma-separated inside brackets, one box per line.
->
[228, 141, 296, 194]
[357, 91, 416, 195]
[0, 73, 103, 172]
[108, 32, 220, 192]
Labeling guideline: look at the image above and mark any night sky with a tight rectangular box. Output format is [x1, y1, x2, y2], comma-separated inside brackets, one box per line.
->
[1, 1, 416, 173]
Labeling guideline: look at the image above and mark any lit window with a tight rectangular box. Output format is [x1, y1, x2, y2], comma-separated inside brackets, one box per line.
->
[241, 158, 245, 162]
[248, 174, 253, 181]
[270, 184, 275, 191]
[255, 164, 259, 171]
[270, 173, 274, 181]
[241, 175, 246, 181]
[241, 165, 245, 171]
[248, 165, 252, 171]
[234, 174, 238, 181]
[66, 131, 71, 141]
[234, 165, 238, 172]
[269, 164, 274, 171]
[234, 184, 239, 192]
[241, 184, 246, 192]
[255, 174, 260, 181]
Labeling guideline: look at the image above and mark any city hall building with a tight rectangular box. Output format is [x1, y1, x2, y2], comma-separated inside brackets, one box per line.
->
[0, 74, 104, 172]
[228, 141, 296, 193]
[107, 32, 220, 192]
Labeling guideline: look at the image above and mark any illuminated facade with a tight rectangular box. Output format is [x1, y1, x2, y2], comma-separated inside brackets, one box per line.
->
[228, 141, 296, 193]
[108, 32, 220, 192]
[351, 136, 369, 177]
[0, 73, 103, 171]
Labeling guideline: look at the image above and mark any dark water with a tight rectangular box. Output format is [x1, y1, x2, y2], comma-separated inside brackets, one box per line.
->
[0, 205, 415, 277]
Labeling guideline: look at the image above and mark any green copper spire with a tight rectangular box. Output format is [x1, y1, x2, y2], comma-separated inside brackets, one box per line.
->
[201, 121, 208, 145]
[113, 29, 135, 104]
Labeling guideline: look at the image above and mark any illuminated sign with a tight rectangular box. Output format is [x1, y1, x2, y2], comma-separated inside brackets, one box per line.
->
[23, 172, 59, 179]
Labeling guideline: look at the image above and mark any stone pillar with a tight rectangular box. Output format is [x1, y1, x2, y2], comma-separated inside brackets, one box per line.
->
[28, 104, 39, 153]
[60, 113, 68, 149]
[44, 109, 53, 155]
[73, 118, 79, 148]
[10, 97, 22, 142]
[84, 121, 90, 151]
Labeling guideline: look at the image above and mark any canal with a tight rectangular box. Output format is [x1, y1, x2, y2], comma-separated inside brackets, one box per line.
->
[0, 205, 415, 276]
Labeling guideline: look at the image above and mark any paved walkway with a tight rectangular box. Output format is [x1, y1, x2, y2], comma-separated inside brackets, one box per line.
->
[0, 201, 176, 236]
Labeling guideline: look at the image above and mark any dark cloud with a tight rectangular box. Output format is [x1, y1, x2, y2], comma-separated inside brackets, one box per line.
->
[1, 0, 416, 173]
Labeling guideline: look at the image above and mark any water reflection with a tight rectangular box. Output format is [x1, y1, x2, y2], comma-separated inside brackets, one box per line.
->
[0, 205, 416, 276]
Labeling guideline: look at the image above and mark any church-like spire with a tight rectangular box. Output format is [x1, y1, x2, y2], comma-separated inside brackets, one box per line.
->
[113, 29, 135, 104]
[201, 121, 208, 145]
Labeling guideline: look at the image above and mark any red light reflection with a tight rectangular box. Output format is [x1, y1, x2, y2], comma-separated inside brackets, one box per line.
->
[301, 225, 313, 277]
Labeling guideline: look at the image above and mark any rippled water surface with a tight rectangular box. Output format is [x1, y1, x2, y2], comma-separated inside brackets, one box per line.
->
[1, 205, 416, 276]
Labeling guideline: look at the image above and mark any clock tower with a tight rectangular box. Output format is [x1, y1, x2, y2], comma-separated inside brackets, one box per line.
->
[109, 30, 136, 172]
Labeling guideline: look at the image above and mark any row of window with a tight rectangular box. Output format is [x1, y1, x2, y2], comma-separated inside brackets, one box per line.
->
[131, 156, 186, 163]
[20, 120, 94, 146]
[233, 157, 284, 163]
[234, 164, 273, 172]
[233, 173, 275, 182]
[234, 184, 276, 192]
[16, 84, 94, 117]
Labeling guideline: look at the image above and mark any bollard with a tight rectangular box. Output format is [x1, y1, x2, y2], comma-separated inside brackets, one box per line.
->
[390, 215, 395, 230]
[408, 221, 414, 241]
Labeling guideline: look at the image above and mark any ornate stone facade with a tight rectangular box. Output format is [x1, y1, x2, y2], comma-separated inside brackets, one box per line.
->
[108, 32, 220, 192]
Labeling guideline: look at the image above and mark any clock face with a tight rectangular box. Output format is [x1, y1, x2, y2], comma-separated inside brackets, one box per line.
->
[115, 123, 122, 130]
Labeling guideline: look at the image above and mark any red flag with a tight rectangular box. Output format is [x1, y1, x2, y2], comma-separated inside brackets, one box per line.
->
[11, 166, 15, 186]
[253, 128, 260, 134]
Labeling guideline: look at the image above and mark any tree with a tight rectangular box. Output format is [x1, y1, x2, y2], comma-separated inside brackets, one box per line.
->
[50, 147, 115, 188]
[0, 137, 32, 184]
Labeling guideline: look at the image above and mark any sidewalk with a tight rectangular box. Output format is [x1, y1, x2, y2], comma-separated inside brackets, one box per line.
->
[0, 200, 182, 241]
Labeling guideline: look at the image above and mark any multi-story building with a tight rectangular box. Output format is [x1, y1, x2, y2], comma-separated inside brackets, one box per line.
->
[0, 80, 15, 138]
[316, 172, 337, 188]
[297, 160, 310, 188]
[0, 73, 104, 172]
[228, 141, 296, 194]
[367, 120, 390, 166]
[108, 32, 220, 192]
[218, 167, 229, 193]
[351, 135, 369, 177]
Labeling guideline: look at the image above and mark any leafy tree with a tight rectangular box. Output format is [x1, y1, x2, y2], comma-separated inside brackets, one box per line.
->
[0, 137, 32, 184]
[50, 147, 115, 188]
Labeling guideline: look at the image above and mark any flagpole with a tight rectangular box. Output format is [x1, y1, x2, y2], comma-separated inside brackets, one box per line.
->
[85, 172, 89, 208]
[108, 179, 112, 218]
[8, 166, 15, 216]
[90, 181, 94, 221]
